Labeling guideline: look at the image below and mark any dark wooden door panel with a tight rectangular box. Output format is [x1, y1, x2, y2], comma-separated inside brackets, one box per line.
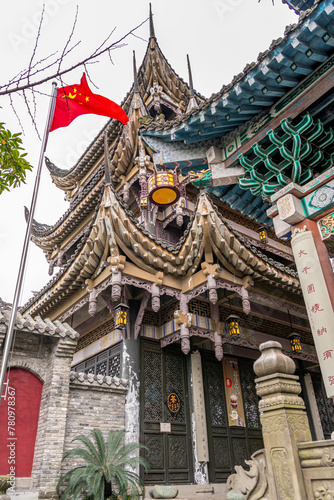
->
[141, 341, 193, 484]
[202, 352, 263, 483]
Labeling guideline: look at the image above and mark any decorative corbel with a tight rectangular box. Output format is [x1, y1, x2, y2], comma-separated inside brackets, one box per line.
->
[214, 332, 224, 361]
[174, 294, 191, 355]
[211, 302, 223, 361]
[123, 182, 130, 203]
[135, 291, 150, 339]
[241, 287, 250, 315]
[241, 276, 253, 315]
[201, 262, 218, 304]
[107, 255, 126, 302]
[86, 279, 98, 317]
[151, 272, 163, 312]
[56, 250, 64, 268]
[175, 203, 184, 227]
[48, 260, 55, 276]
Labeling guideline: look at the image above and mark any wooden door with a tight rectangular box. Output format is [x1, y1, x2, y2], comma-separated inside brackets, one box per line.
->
[202, 352, 263, 482]
[141, 340, 193, 484]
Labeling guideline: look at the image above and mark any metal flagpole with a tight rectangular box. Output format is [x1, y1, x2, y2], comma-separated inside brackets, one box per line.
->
[0, 82, 58, 404]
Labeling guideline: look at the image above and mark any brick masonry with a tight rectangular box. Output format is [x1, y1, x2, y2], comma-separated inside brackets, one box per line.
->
[0, 316, 128, 500]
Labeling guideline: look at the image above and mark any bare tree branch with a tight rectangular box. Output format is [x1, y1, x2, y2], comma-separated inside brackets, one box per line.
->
[0, 17, 148, 96]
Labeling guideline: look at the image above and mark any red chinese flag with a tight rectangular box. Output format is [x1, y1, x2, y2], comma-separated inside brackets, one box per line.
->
[50, 73, 128, 131]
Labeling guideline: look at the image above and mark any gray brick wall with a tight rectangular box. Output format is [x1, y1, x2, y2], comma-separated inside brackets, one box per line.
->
[1, 326, 128, 500]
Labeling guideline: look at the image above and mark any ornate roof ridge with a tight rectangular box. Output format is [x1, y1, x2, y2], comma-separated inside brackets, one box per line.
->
[217, 209, 297, 278]
[69, 371, 128, 388]
[46, 33, 206, 185]
[0, 308, 78, 339]
[29, 167, 105, 239]
[111, 183, 200, 253]
[21, 210, 99, 312]
[22, 188, 300, 318]
[140, 2, 328, 137]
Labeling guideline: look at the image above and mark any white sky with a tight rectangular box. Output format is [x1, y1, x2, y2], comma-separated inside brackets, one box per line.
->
[0, 0, 297, 306]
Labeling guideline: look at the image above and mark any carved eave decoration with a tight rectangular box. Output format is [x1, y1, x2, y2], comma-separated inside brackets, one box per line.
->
[22, 183, 300, 319]
[106, 188, 300, 287]
[30, 93, 151, 256]
[138, 38, 204, 114]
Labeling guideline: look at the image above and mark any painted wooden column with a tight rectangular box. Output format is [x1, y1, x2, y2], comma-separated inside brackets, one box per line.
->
[294, 218, 334, 310]
[291, 225, 334, 398]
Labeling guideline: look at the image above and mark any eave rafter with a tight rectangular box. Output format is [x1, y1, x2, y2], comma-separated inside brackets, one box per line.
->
[106, 186, 300, 289]
[22, 185, 300, 319]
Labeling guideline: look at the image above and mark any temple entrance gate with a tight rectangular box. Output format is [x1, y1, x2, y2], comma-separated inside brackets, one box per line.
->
[202, 352, 263, 483]
[141, 340, 194, 484]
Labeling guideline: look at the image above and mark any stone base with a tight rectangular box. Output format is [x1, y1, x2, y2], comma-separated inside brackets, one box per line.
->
[145, 483, 226, 500]
[6, 490, 39, 500]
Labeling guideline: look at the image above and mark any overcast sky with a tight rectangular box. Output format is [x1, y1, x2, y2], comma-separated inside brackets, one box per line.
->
[0, 0, 297, 306]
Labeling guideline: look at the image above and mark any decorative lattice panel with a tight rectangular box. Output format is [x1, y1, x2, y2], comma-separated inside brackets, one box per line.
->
[204, 358, 227, 427]
[76, 318, 115, 352]
[310, 372, 334, 438]
[144, 350, 163, 421]
[165, 353, 186, 423]
[73, 344, 120, 377]
[239, 361, 261, 429]
[142, 309, 159, 326]
[188, 298, 211, 318]
[160, 301, 179, 324]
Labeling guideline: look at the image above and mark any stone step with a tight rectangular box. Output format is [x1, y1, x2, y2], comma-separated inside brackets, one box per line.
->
[7, 489, 39, 500]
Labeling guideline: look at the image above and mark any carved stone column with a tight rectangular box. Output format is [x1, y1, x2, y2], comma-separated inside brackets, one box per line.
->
[254, 341, 311, 500]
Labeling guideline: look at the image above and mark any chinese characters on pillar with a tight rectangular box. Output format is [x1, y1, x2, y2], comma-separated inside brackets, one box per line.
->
[291, 229, 334, 398]
[190, 352, 209, 462]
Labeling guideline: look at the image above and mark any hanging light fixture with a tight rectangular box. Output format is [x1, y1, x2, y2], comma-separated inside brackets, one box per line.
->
[288, 333, 302, 352]
[114, 302, 129, 329]
[227, 314, 241, 336]
[287, 309, 302, 352]
[257, 226, 268, 244]
[148, 163, 180, 207]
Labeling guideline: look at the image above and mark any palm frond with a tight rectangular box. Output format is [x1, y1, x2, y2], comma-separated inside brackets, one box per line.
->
[58, 429, 149, 500]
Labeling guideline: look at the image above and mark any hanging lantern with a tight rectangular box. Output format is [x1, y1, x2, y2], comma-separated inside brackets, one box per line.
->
[115, 303, 129, 329]
[288, 333, 302, 352]
[227, 314, 241, 336]
[148, 166, 180, 207]
[258, 226, 268, 244]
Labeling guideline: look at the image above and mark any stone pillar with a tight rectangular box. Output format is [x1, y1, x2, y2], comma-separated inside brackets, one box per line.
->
[31, 335, 77, 499]
[189, 351, 209, 484]
[291, 225, 334, 398]
[121, 300, 140, 453]
[254, 341, 311, 500]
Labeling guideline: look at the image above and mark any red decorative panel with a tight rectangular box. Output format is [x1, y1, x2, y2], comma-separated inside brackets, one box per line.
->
[0, 368, 43, 477]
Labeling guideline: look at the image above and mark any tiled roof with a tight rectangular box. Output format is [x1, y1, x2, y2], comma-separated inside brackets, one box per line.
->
[141, 0, 333, 144]
[0, 307, 78, 339]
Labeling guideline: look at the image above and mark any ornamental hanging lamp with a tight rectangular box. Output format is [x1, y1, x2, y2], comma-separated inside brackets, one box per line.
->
[227, 314, 241, 336]
[257, 226, 268, 244]
[226, 295, 241, 336]
[288, 332, 302, 352]
[287, 309, 302, 352]
[148, 162, 180, 207]
[115, 302, 129, 330]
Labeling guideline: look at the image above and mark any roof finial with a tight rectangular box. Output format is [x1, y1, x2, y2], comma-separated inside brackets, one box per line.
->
[104, 131, 111, 186]
[133, 50, 139, 92]
[149, 3, 155, 39]
[187, 54, 194, 96]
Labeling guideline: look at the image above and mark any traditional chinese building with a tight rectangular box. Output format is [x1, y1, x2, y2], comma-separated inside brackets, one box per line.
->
[6, 0, 334, 496]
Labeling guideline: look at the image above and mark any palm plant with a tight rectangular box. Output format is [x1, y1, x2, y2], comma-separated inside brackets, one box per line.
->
[57, 429, 149, 500]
